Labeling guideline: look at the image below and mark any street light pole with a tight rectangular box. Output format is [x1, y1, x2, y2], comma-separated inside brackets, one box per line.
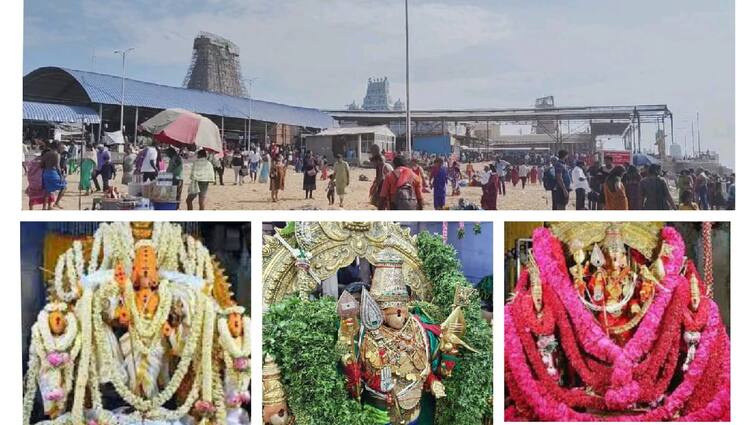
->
[244, 78, 258, 151]
[114, 48, 135, 137]
[404, 0, 412, 156]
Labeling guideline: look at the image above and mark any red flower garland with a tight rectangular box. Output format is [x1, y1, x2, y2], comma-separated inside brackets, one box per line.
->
[504, 226, 730, 421]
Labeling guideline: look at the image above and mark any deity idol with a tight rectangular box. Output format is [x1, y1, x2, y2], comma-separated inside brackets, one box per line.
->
[26, 303, 81, 419]
[566, 223, 667, 344]
[504, 223, 730, 421]
[22, 222, 251, 425]
[336, 251, 474, 425]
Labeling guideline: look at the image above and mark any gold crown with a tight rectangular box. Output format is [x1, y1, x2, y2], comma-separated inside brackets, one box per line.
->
[550, 222, 663, 260]
[602, 224, 625, 253]
[369, 250, 409, 308]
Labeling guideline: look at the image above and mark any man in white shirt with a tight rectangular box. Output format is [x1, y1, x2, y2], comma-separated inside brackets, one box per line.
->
[249, 149, 261, 182]
[570, 160, 590, 210]
[518, 163, 529, 189]
[141, 144, 159, 181]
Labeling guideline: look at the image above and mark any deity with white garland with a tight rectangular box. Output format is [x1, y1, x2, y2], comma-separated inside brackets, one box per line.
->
[27, 303, 82, 419]
[22, 222, 251, 425]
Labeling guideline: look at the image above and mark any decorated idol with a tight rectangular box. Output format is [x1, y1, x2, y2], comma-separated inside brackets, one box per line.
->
[504, 223, 730, 421]
[338, 251, 467, 424]
[262, 222, 492, 425]
[22, 222, 251, 425]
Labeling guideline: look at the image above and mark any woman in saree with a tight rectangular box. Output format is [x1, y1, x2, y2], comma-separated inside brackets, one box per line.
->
[258, 152, 270, 184]
[24, 159, 55, 209]
[481, 163, 499, 210]
[78, 149, 96, 195]
[430, 158, 448, 210]
[449, 161, 462, 196]
[269, 154, 287, 202]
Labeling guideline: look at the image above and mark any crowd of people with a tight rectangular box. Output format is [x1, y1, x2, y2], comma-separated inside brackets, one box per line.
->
[24, 139, 225, 210]
[23, 137, 735, 211]
[537, 151, 735, 210]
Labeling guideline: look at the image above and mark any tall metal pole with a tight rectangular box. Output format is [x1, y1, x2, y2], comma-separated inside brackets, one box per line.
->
[248, 83, 253, 150]
[244, 78, 258, 150]
[696, 111, 702, 154]
[98, 103, 103, 143]
[404, 0, 412, 156]
[114, 48, 134, 136]
[134, 107, 139, 147]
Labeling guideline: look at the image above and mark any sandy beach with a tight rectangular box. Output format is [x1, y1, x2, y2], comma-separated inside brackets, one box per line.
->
[22, 162, 580, 211]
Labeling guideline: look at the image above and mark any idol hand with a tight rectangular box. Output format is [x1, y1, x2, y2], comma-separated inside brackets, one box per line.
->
[431, 380, 446, 398]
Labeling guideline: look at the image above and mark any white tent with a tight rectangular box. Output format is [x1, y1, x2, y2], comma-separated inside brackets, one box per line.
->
[102, 130, 125, 146]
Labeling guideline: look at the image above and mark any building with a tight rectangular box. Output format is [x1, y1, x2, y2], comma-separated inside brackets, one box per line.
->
[348, 77, 405, 111]
[183, 32, 247, 97]
[304, 125, 395, 164]
[23, 67, 334, 149]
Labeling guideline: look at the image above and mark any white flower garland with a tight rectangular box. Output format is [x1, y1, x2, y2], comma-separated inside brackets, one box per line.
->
[201, 301, 216, 401]
[217, 316, 252, 359]
[36, 310, 78, 353]
[22, 332, 41, 425]
[212, 363, 228, 423]
[223, 350, 252, 397]
[73, 241, 85, 283]
[54, 250, 79, 303]
[144, 361, 202, 421]
[123, 280, 173, 340]
[28, 222, 247, 424]
[71, 288, 93, 424]
[93, 282, 206, 412]
[32, 324, 82, 411]
[184, 236, 197, 275]
[89, 226, 103, 275]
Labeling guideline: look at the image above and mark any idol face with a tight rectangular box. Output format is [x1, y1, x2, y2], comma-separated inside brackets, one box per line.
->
[383, 306, 409, 329]
[228, 312, 244, 338]
[48, 311, 67, 335]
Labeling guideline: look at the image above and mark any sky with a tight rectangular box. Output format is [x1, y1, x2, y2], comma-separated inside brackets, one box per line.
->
[23, 0, 734, 166]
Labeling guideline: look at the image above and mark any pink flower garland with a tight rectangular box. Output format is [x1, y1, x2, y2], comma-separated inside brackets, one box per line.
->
[505, 226, 730, 421]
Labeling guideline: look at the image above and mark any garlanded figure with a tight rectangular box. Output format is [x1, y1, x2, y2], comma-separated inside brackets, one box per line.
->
[337, 252, 473, 424]
[262, 222, 493, 425]
[22, 222, 251, 425]
[504, 222, 730, 421]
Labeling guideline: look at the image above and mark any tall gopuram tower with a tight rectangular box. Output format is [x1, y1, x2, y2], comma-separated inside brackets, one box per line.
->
[183, 31, 248, 97]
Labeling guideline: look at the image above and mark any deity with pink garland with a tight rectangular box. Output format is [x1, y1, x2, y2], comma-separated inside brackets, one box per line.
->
[504, 222, 730, 421]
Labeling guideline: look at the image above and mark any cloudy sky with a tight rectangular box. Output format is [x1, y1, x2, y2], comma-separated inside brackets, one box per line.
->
[24, 0, 734, 165]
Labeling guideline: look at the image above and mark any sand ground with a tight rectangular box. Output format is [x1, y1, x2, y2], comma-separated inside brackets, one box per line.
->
[22, 162, 578, 210]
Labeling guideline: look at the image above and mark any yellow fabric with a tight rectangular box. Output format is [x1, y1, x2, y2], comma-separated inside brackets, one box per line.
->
[504, 222, 543, 252]
[43, 234, 94, 289]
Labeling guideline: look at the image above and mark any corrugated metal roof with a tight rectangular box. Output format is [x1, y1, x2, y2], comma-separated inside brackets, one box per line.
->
[314, 125, 394, 137]
[23, 101, 101, 124]
[24, 67, 334, 129]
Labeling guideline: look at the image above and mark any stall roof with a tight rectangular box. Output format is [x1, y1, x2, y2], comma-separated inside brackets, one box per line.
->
[23, 67, 334, 129]
[23, 101, 101, 124]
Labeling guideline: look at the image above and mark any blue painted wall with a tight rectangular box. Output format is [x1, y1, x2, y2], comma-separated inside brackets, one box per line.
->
[413, 135, 452, 155]
[401, 222, 493, 284]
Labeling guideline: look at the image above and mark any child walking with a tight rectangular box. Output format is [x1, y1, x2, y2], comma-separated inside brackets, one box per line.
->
[326, 174, 336, 205]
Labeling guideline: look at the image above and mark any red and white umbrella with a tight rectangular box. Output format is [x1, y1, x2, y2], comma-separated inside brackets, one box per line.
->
[140, 108, 223, 153]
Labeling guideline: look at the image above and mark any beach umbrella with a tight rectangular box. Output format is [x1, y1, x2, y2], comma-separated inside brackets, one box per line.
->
[632, 153, 661, 167]
[140, 108, 223, 153]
